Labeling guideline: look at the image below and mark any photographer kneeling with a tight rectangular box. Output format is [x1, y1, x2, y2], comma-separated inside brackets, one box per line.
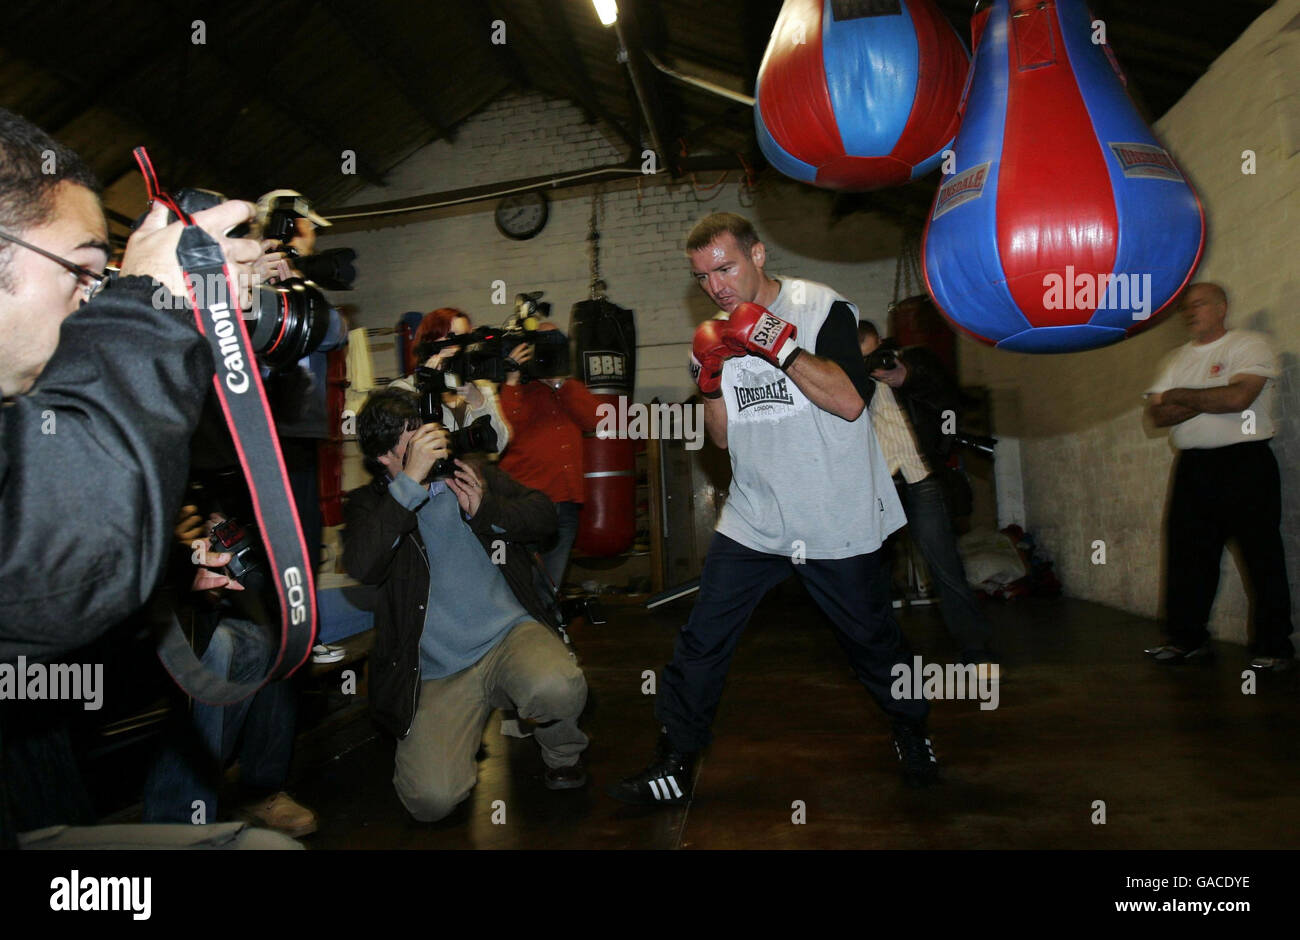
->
[344, 388, 588, 822]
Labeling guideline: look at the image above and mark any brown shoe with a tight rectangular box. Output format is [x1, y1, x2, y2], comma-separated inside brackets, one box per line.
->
[543, 761, 588, 791]
[238, 792, 318, 838]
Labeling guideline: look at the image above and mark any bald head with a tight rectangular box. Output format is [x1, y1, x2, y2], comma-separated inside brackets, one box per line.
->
[1190, 282, 1226, 307]
[1176, 282, 1228, 343]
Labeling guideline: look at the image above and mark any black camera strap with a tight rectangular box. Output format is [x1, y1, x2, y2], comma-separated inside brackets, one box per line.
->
[135, 148, 318, 704]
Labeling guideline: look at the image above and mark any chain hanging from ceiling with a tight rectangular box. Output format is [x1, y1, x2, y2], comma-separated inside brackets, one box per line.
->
[588, 184, 607, 300]
[890, 228, 925, 310]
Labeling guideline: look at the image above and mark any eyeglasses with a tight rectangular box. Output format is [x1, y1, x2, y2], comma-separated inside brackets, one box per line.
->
[0, 229, 107, 303]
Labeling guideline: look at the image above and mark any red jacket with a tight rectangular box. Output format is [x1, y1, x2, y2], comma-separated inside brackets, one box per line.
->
[499, 379, 601, 504]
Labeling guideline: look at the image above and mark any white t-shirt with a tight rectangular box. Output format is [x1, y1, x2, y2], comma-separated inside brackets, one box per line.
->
[715, 277, 905, 559]
[1146, 330, 1279, 450]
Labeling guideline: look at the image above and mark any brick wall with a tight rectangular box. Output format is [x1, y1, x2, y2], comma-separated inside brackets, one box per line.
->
[320, 91, 908, 403]
[959, 0, 1300, 645]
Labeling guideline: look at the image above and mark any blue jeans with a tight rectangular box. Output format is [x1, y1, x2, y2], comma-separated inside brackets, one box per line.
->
[541, 502, 582, 589]
[892, 475, 993, 660]
[142, 619, 297, 823]
[656, 532, 928, 753]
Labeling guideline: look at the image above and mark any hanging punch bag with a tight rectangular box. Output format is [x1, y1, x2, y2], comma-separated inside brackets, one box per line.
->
[571, 295, 637, 559]
[922, 0, 1205, 353]
[755, 0, 969, 191]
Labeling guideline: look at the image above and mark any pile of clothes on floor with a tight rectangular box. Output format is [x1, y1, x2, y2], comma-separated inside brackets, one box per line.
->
[958, 525, 1061, 600]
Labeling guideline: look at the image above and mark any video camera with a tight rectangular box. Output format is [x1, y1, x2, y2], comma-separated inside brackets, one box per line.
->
[139, 187, 333, 370]
[415, 292, 571, 385]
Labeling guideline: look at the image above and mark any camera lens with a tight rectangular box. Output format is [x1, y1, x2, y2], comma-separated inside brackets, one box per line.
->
[248, 277, 331, 369]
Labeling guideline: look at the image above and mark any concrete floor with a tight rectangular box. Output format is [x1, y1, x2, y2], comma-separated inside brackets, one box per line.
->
[287, 589, 1300, 850]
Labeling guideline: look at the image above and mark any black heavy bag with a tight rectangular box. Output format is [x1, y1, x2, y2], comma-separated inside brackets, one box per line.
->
[569, 298, 636, 395]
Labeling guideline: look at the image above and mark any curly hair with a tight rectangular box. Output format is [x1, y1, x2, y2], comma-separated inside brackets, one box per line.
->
[357, 387, 422, 471]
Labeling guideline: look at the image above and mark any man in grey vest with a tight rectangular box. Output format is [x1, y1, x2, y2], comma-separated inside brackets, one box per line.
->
[609, 213, 937, 805]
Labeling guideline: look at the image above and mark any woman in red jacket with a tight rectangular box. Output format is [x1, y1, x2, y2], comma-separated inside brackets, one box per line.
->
[498, 323, 601, 589]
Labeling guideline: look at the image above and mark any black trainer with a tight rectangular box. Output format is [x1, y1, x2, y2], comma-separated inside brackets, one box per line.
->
[892, 719, 940, 788]
[607, 734, 696, 805]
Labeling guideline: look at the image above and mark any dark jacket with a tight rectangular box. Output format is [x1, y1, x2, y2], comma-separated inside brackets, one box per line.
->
[342, 465, 559, 738]
[0, 277, 213, 663]
[865, 341, 961, 473]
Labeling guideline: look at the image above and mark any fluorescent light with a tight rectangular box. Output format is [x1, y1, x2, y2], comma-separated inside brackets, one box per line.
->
[592, 0, 618, 26]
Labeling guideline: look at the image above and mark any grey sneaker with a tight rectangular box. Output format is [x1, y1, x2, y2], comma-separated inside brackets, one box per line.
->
[1247, 655, 1294, 673]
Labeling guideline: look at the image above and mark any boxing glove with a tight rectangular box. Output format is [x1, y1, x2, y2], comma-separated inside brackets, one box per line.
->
[723, 302, 801, 370]
[690, 319, 731, 398]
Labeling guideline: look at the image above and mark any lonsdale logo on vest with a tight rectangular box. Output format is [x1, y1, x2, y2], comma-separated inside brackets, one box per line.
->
[594, 396, 704, 451]
[733, 376, 795, 413]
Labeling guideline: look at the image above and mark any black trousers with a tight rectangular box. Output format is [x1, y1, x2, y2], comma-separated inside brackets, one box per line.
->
[656, 532, 928, 754]
[1165, 441, 1294, 657]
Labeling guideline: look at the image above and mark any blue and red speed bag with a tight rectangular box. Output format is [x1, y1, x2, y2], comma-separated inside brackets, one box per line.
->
[755, 0, 969, 191]
[922, 0, 1205, 353]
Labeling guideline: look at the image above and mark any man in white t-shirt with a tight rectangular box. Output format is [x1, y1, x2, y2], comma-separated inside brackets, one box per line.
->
[608, 213, 937, 806]
[1143, 282, 1293, 671]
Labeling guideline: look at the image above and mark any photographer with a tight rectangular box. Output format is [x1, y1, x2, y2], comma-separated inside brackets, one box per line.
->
[389, 307, 510, 453]
[140, 505, 318, 838]
[0, 108, 295, 849]
[498, 322, 601, 589]
[343, 388, 588, 822]
[256, 193, 352, 665]
[0, 107, 261, 662]
[859, 321, 995, 666]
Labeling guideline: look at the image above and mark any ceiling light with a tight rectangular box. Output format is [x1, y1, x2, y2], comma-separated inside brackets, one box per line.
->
[592, 0, 618, 27]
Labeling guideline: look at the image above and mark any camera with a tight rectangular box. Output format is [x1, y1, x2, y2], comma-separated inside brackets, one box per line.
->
[187, 476, 268, 593]
[864, 341, 900, 374]
[208, 516, 266, 590]
[415, 293, 571, 385]
[412, 367, 500, 479]
[259, 191, 357, 292]
[141, 187, 333, 370]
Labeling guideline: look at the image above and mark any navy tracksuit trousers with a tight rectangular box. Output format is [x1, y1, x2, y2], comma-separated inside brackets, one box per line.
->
[656, 532, 929, 753]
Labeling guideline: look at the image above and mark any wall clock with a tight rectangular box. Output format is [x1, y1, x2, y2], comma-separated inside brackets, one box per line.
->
[495, 191, 549, 240]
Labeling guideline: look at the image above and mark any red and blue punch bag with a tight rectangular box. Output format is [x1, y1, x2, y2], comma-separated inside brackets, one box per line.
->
[755, 0, 969, 190]
[922, 0, 1205, 352]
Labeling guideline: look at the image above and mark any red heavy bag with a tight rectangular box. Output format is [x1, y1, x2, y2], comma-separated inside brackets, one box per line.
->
[755, 0, 968, 190]
[922, 0, 1204, 352]
[574, 409, 636, 558]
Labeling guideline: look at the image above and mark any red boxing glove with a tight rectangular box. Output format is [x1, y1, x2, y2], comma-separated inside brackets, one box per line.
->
[723, 302, 801, 370]
[690, 319, 731, 398]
